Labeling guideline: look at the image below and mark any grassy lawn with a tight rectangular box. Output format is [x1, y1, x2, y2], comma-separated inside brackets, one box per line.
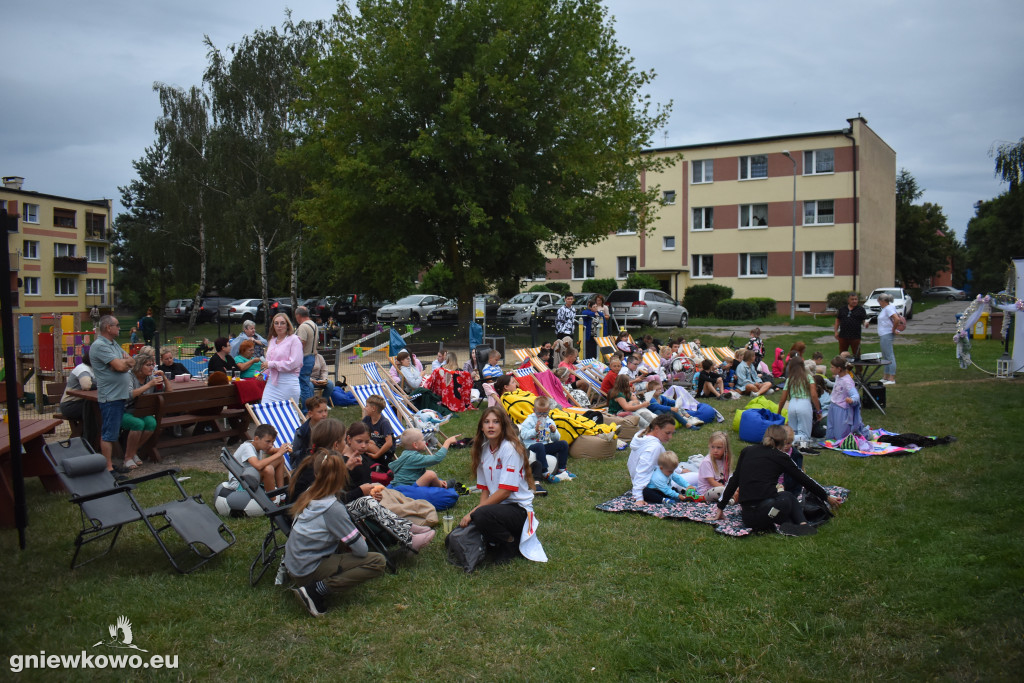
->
[3, 334, 1021, 680]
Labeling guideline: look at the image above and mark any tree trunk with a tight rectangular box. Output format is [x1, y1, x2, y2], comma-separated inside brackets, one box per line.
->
[186, 215, 207, 335]
[257, 229, 270, 336]
[290, 232, 300, 313]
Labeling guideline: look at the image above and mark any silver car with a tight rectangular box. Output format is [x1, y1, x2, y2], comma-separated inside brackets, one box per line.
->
[496, 291, 562, 326]
[376, 294, 449, 324]
[226, 298, 261, 322]
[606, 288, 688, 328]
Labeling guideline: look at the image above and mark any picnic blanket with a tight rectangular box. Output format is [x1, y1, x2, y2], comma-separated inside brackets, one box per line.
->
[822, 428, 920, 457]
[596, 486, 850, 537]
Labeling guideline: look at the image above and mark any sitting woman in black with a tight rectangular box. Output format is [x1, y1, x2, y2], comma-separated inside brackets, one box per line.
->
[710, 424, 842, 535]
[207, 337, 239, 375]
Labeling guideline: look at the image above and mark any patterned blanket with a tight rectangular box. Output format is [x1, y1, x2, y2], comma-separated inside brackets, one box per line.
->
[822, 429, 920, 458]
[596, 486, 850, 537]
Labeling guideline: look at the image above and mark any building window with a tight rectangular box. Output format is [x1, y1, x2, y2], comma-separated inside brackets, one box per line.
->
[692, 159, 714, 184]
[739, 204, 769, 228]
[86, 245, 106, 263]
[53, 207, 77, 228]
[803, 200, 835, 225]
[739, 155, 768, 180]
[22, 240, 39, 259]
[571, 258, 595, 280]
[24, 277, 40, 296]
[662, 190, 676, 205]
[617, 256, 637, 279]
[803, 149, 834, 175]
[86, 279, 106, 300]
[803, 251, 834, 276]
[54, 277, 78, 296]
[662, 236, 675, 250]
[739, 253, 768, 277]
[691, 254, 713, 278]
[23, 203, 39, 224]
[692, 207, 714, 231]
[54, 243, 77, 257]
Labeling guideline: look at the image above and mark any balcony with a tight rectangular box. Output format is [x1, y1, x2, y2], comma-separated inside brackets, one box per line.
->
[53, 256, 87, 273]
[8, 252, 19, 271]
[85, 213, 108, 242]
[85, 293, 107, 306]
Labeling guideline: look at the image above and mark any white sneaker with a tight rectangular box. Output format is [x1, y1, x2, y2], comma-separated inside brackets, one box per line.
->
[882, 379, 896, 385]
[553, 471, 573, 482]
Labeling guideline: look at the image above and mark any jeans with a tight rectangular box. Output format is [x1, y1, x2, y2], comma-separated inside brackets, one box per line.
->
[647, 397, 690, 427]
[299, 354, 316, 412]
[879, 333, 896, 376]
[528, 440, 570, 475]
[786, 397, 814, 442]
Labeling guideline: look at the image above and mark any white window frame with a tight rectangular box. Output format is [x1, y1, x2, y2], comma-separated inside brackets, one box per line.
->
[86, 278, 106, 297]
[662, 236, 676, 251]
[616, 256, 637, 280]
[803, 149, 835, 175]
[571, 257, 595, 280]
[54, 243, 77, 257]
[691, 254, 714, 279]
[23, 277, 40, 296]
[23, 203, 39, 224]
[22, 240, 39, 260]
[803, 199, 835, 226]
[85, 245, 106, 263]
[739, 203, 769, 229]
[739, 155, 768, 180]
[54, 277, 78, 296]
[692, 159, 714, 184]
[803, 251, 835, 277]
[738, 253, 768, 278]
[692, 207, 714, 232]
[662, 190, 676, 205]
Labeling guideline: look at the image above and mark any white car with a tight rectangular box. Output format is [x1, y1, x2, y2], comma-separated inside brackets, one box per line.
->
[495, 291, 563, 326]
[865, 287, 913, 321]
[376, 294, 449, 324]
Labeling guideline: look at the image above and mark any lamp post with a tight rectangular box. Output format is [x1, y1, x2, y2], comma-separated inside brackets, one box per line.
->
[781, 150, 797, 320]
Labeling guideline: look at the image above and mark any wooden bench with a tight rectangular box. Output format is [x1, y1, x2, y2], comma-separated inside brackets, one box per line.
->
[48, 381, 86, 437]
[140, 384, 252, 457]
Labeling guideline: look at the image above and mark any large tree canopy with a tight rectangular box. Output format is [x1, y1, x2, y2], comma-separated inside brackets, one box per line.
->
[965, 139, 1024, 294]
[291, 0, 674, 310]
[895, 169, 956, 287]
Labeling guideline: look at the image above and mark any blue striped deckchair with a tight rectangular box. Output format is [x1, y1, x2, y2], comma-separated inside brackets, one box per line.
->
[363, 361, 386, 384]
[245, 399, 305, 469]
[512, 367, 536, 378]
[351, 383, 405, 437]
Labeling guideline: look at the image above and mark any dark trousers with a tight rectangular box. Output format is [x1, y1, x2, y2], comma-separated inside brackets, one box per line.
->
[471, 503, 527, 564]
[740, 492, 807, 531]
[528, 440, 569, 475]
[782, 450, 805, 496]
[642, 487, 666, 504]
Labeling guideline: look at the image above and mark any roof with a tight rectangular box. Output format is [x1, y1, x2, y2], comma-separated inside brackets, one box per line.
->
[0, 186, 111, 209]
[644, 116, 871, 155]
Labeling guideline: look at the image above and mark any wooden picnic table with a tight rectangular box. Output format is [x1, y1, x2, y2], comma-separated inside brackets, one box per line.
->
[0, 418, 64, 528]
[67, 379, 260, 461]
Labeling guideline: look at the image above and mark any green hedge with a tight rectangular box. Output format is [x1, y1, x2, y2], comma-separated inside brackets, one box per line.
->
[715, 298, 760, 320]
[748, 297, 778, 317]
[684, 283, 733, 316]
[581, 278, 617, 296]
[546, 282, 572, 296]
[826, 290, 862, 310]
[527, 284, 553, 293]
[624, 273, 661, 290]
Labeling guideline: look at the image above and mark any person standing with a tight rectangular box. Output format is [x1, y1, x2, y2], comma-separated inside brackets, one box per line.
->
[139, 308, 157, 346]
[875, 292, 900, 385]
[295, 306, 319, 413]
[89, 315, 135, 478]
[833, 292, 868, 357]
[555, 294, 576, 339]
[261, 313, 303, 404]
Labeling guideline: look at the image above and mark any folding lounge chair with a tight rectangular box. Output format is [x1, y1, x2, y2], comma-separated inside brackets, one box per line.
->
[573, 363, 608, 406]
[246, 399, 306, 469]
[641, 351, 662, 374]
[351, 383, 406, 437]
[510, 347, 540, 363]
[45, 438, 235, 573]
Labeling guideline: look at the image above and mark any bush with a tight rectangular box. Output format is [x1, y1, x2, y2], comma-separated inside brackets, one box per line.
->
[582, 278, 617, 297]
[684, 284, 733, 317]
[527, 283, 553, 293]
[546, 282, 572, 296]
[624, 273, 661, 290]
[419, 263, 455, 298]
[748, 297, 778, 317]
[826, 290, 862, 310]
[715, 298, 760, 320]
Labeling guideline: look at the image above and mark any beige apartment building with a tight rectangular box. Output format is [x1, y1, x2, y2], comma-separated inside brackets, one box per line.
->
[541, 117, 896, 312]
[2, 176, 114, 314]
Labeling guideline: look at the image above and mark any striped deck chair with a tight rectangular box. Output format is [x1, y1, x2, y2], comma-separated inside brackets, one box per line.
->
[372, 364, 450, 440]
[351, 383, 405, 437]
[510, 347, 540, 363]
[511, 367, 540, 396]
[370, 361, 420, 416]
[246, 399, 305, 469]
[594, 336, 617, 361]
[640, 350, 662, 374]
[573, 363, 608, 406]
[717, 347, 739, 362]
[532, 370, 575, 410]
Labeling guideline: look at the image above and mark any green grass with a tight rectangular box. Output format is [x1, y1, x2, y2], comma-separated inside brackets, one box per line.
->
[3, 334, 1022, 680]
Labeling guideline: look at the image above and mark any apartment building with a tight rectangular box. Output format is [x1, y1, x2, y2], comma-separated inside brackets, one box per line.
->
[541, 117, 896, 312]
[2, 176, 114, 314]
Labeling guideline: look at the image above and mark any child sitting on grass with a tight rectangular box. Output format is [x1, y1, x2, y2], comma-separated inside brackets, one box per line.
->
[361, 394, 396, 469]
[643, 451, 697, 504]
[229, 423, 291, 501]
[389, 429, 462, 487]
[695, 359, 727, 399]
[697, 430, 733, 503]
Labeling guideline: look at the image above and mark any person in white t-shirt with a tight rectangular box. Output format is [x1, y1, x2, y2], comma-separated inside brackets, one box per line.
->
[875, 292, 900, 385]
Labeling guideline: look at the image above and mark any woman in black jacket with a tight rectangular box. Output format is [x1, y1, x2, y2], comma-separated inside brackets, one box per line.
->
[710, 425, 842, 535]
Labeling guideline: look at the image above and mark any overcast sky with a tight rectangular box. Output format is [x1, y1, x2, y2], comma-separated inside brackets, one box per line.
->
[2, 0, 1021, 238]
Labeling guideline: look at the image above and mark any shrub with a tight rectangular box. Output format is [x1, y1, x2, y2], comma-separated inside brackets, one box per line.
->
[419, 263, 455, 298]
[527, 283, 553, 293]
[684, 284, 733, 317]
[582, 278, 617, 297]
[748, 297, 778, 317]
[546, 282, 572, 296]
[715, 298, 760, 320]
[624, 273, 661, 290]
[826, 290, 862, 310]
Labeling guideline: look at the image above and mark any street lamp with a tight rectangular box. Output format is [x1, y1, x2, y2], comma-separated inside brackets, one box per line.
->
[781, 150, 797, 320]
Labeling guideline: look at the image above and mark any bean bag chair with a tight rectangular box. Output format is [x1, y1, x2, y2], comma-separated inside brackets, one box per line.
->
[389, 484, 459, 511]
[686, 402, 717, 425]
[739, 408, 787, 443]
[732, 396, 787, 432]
[500, 390, 616, 443]
[603, 413, 640, 441]
[331, 386, 358, 406]
[569, 434, 616, 460]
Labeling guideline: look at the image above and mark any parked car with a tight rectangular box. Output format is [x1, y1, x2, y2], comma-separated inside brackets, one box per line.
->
[255, 297, 294, 322]
[196, 296, 234, 323]
[606, 288, 688, 328]
[864, 287, 914, 321]
[226, 298, 262, 322]
[317, 294, 384, 326]
[163, 298, 193, 322]
[922, 286, 966, 301]
[376, 294, 449, 324]
[426, 295, 502, 325]
[496, 291, 563, 326]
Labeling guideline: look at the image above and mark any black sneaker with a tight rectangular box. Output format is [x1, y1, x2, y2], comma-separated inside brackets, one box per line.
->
[534, 484, 548, 497]
[293, 585, 327, 617]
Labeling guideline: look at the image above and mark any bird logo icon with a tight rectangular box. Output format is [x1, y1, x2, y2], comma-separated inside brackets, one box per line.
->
[92, 615, 149, 652]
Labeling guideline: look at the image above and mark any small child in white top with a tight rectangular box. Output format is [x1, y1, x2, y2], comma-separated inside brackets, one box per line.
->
[229, 423, 291, 497]
[696, 430, 733, 503]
